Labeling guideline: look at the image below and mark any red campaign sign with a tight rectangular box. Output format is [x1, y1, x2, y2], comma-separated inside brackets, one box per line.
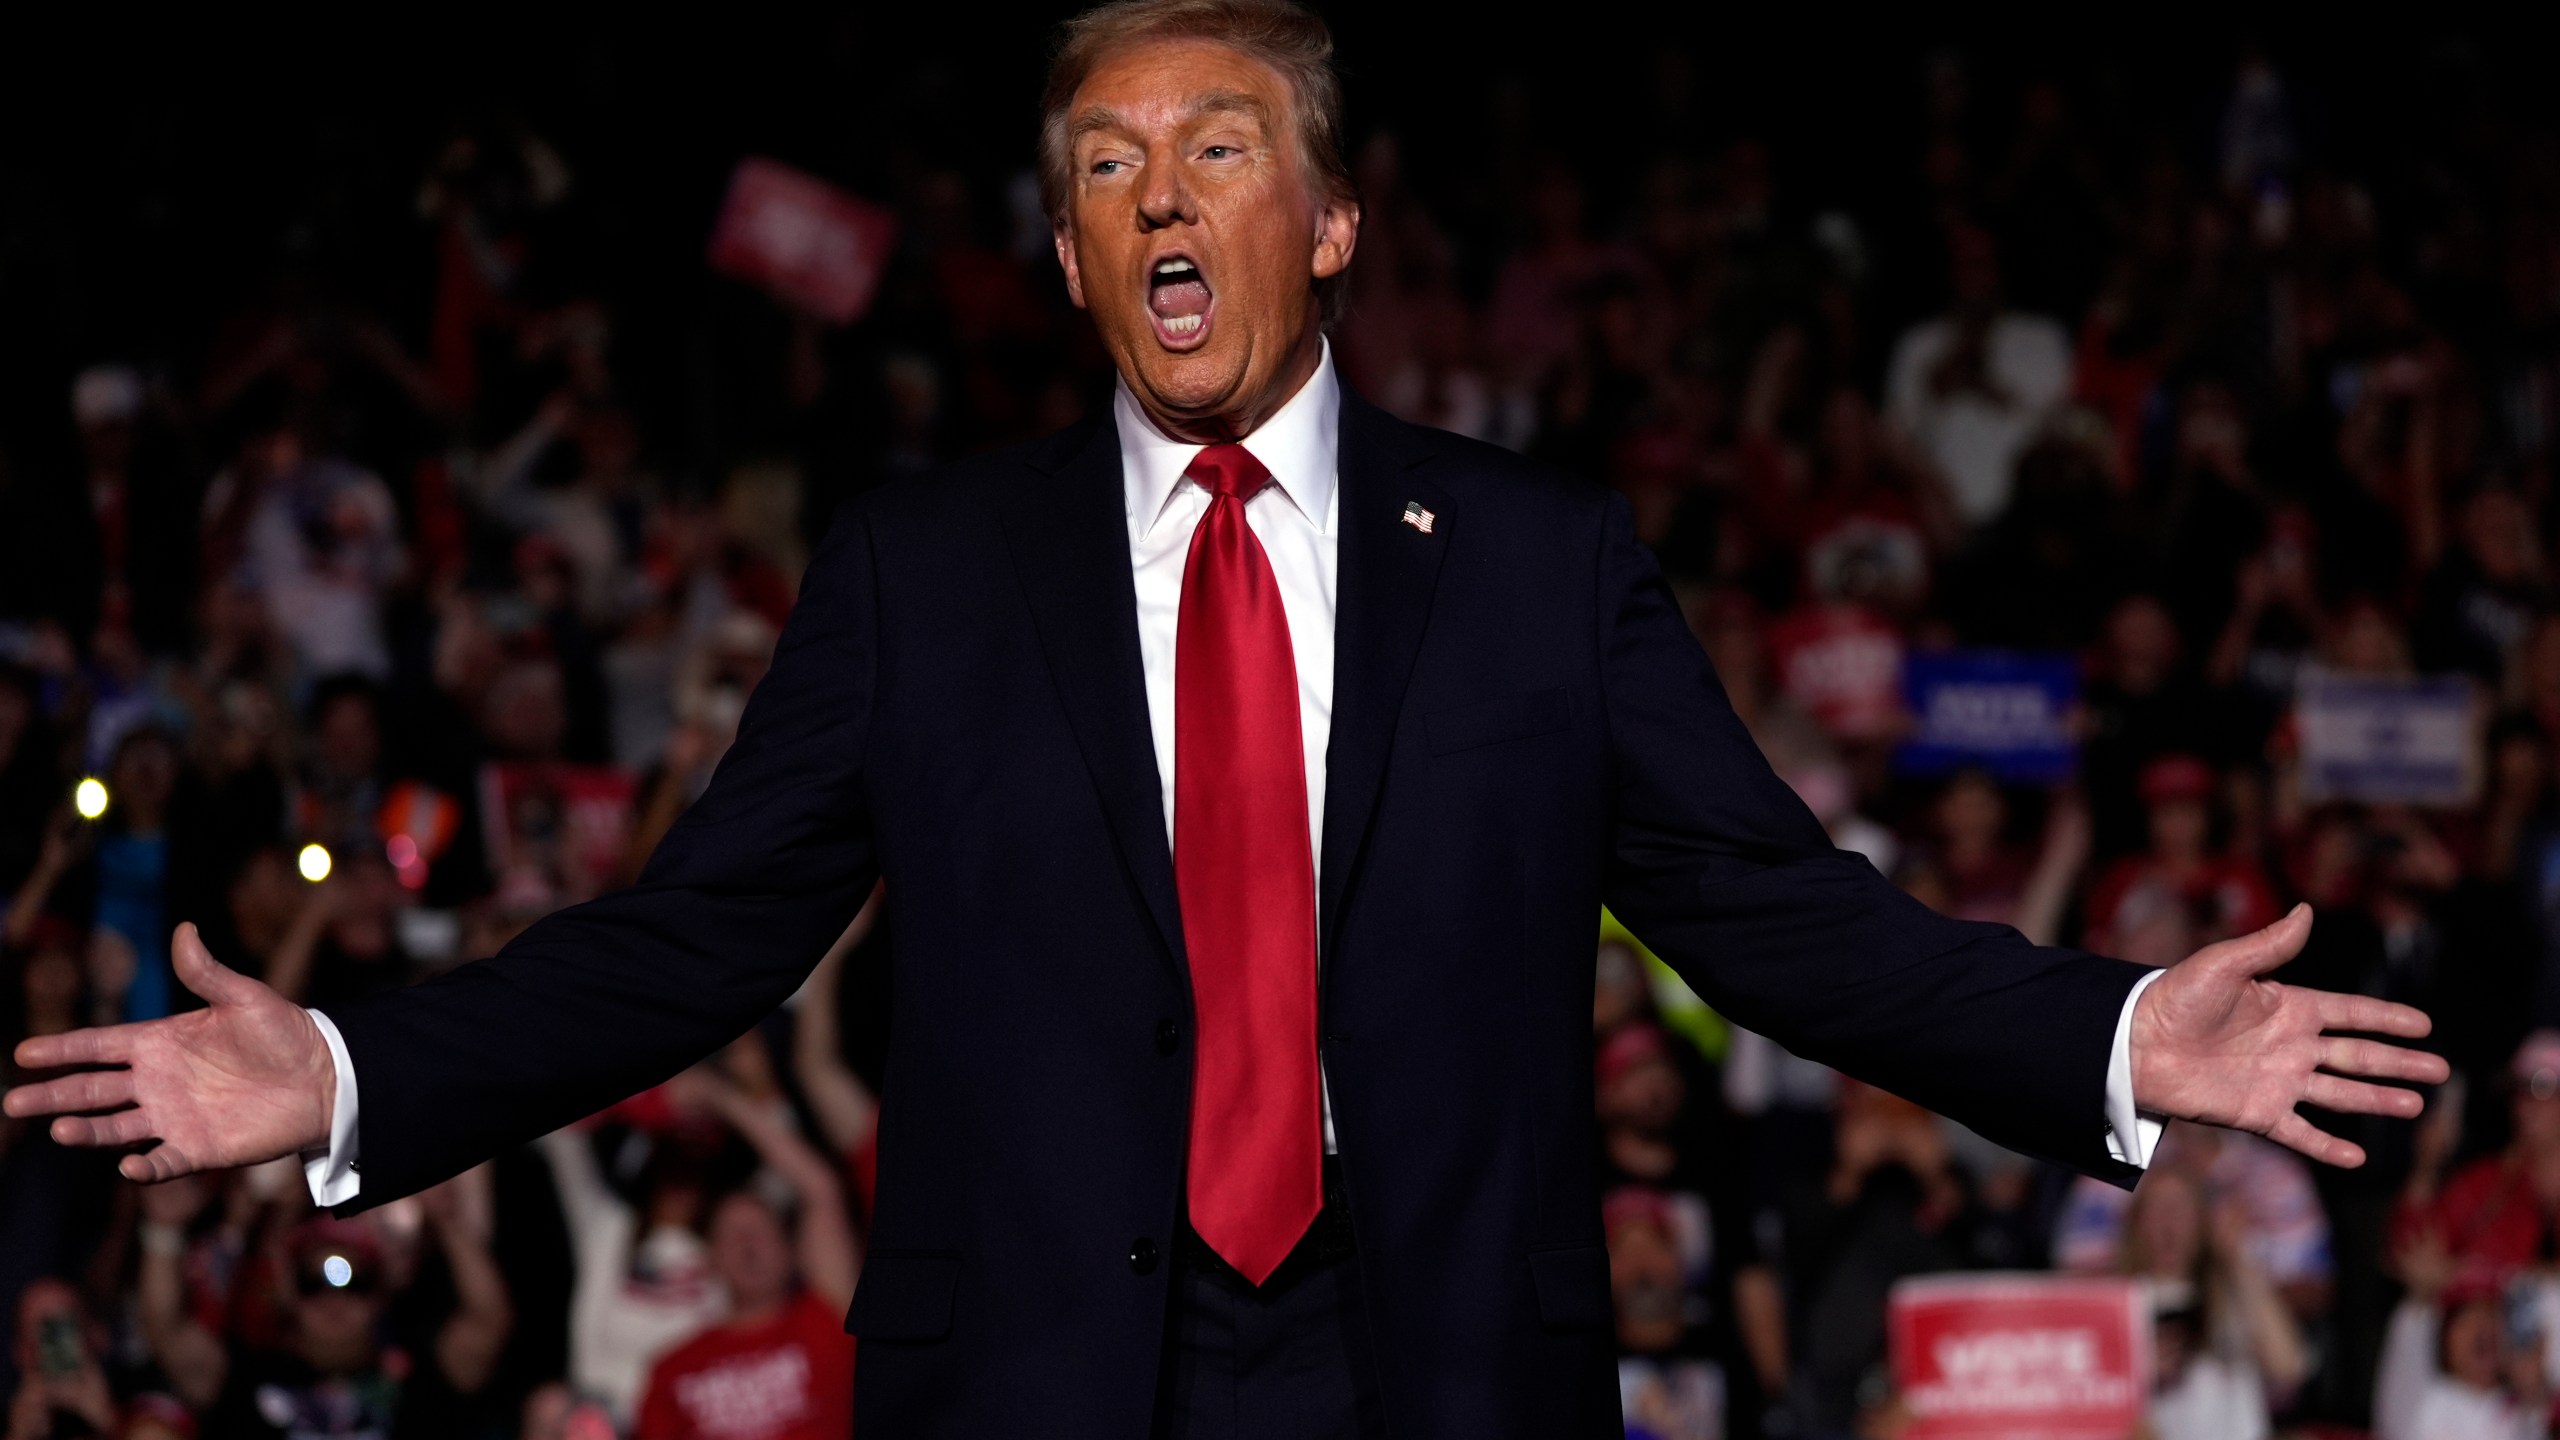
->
[706, 156, 899, 325]
[1889, 1274, 2151, 1440]
[478, 762, 639, 914]
[1768, 602, 1905, 741]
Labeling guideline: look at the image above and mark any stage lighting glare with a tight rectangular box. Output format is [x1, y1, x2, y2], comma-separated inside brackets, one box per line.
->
[73, 778, 108, 820]
[299, 844, 334, 883]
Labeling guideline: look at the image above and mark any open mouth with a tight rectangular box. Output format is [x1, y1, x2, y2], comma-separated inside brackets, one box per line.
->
[1146, 253, 1214, 349]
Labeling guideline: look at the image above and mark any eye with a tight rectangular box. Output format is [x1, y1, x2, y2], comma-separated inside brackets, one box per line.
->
[1202, 145, 1237, 160]
[1091, 159, 1125, 175]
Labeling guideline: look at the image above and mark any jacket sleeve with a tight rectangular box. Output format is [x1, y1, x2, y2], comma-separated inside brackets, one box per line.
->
[317, 502, 884, 1209]
[1591, 493, 2145, 1181]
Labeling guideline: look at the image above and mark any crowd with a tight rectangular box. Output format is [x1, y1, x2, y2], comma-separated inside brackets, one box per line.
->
[5, 18, 2560, 1440]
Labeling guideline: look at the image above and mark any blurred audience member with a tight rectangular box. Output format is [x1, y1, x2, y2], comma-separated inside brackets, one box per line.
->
[2084, 755, 2278, 966]
[6, 1280, 116, 1440]
[2397, 1032, 2560, 1271]
[2059, 1122, 2333, 1319]
[2122, 1168, 2307, 1437]
[1883, 226, 2072, 526]
[2375, 1232, 2552, 1440]
[157, 1180, 512, 1438]
[537, 1104, 728, 1429]
[630, 1075, 856, 1440]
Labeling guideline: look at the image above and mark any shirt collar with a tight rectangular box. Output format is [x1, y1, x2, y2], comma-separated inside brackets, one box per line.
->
[1115, 336, 1341, 543]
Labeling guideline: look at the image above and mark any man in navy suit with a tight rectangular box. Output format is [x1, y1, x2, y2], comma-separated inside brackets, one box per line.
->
[9, 2, 2447, 1435]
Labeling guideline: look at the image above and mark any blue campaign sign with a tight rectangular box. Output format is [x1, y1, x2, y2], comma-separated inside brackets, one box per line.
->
[1895, 651, 2080, 781]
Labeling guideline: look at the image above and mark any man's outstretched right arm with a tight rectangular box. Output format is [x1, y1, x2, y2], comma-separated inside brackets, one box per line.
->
[8, 502, 885, 1208]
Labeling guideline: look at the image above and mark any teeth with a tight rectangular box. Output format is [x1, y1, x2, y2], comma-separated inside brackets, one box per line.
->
[1164, 313, 1204, 335]
[1155, 259, 1197, 276]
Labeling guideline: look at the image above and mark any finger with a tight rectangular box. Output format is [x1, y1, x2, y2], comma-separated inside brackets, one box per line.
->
[12, 1024, 137, 1072]
[3, 1068, 136, 1118]
[49, 1107, 153, 1147]
[172, 922, 260, 1008]
[2303, 1073, 2426, 1119]
[120, 1145, 198, 1184]
[52, 1108, 155, 1148]
[2197, 903, 2313, 980]
[2319, 1036, 2451, 1084]
[2314, 991, 2435, 1040]
[2269, 1110, 2367, 1169]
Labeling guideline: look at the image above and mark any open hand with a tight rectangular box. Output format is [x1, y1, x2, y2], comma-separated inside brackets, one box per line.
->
[3, 923, 334, 1182]
[2130, 904, 2448, 1167]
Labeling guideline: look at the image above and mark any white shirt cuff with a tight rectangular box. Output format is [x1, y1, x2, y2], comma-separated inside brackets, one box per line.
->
[301, 1008, 363, 1208]
[2104, 969, 2169, 1169]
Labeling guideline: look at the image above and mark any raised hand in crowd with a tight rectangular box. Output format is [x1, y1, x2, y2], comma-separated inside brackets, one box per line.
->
[2, 806, 94, 953]
[5, 1281, 117, 1440]
[688, 1056, 859, 1311]
[417, 1166, 518, 1397]
[792, 888, 883, 1166]
[2207, 1192, 2312, 1399]
[134, 1171, 228, 1411]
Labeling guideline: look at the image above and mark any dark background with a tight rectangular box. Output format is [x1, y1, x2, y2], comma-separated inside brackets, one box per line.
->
[4, 10, 2536, 477]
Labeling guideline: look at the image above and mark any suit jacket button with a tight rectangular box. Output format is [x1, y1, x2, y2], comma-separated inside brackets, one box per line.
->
[1129, 1237, 1159, 1275]
[1155, 1018, 1181, 1055]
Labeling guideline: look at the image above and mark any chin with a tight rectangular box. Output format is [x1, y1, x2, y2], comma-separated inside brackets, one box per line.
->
[1128, 345, 1252, 416]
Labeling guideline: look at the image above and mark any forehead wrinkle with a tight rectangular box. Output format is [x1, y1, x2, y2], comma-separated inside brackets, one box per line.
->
[1068, 85, 1278, 150]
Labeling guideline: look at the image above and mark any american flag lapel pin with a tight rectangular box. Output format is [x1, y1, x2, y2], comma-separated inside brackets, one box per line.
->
[1400, 501, 1436, 534]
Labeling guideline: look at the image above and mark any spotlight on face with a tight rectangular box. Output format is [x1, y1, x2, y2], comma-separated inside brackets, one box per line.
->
[298, 843, 334, 884]
[73, 777, 109, 820]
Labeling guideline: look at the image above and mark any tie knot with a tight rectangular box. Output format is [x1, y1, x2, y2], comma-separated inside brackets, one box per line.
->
[1185, 443, 1273, 502]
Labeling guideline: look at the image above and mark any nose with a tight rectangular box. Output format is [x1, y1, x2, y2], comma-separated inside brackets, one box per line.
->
[1137, 147, 1195, 230]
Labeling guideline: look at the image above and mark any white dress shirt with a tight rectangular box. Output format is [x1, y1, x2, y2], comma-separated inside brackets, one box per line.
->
[1118, 341, 1344, 1150]
[300, 340, 2161, 1208]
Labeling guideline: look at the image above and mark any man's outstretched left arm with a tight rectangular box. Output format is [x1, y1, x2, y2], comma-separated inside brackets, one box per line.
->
[1587, 493, 2442, 1177]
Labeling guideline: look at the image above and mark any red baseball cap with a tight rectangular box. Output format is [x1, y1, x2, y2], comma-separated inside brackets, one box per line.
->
[2139, 754, 2216, 805]
[1603, 1185, 1674, 1241]
[1596, 1022, 1672, 1090]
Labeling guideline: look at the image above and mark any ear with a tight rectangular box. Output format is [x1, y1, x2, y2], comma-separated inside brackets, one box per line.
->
[1053, 220, 1088, 310]
[1310, 193, 1361, 283]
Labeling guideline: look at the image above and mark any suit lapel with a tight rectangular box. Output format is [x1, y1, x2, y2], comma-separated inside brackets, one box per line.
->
[1003, 416, 1189, 972]
[1319, 393, 1451, 959]
[1002, 392, 1452, 974]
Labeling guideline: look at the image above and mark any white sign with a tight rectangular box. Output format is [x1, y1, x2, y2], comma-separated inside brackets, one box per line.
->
[2295, 669, 2480, 806]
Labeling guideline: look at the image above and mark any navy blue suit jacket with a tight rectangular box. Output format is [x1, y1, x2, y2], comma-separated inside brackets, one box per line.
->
[322, 393, 2147, 1436]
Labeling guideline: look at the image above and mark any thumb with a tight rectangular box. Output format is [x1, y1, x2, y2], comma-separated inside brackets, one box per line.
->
[171, 922, 264, 1008]
[2197, 903, 2313, 981]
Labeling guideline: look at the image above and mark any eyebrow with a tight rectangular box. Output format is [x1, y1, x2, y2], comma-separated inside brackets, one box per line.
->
[1069, 88, 1274, 148]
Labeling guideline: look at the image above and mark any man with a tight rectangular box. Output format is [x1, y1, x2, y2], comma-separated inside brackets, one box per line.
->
[185, 1208, 512, 1438]
[6, 2, 2445, 1436]
[1881, 224, 2074, 527]
[630, 1074, 858, 1440]
[2393, 1030, 2560, 1268]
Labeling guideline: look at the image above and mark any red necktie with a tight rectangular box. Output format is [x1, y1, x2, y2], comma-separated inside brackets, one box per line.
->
[1174, 443, 1322, 1285]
